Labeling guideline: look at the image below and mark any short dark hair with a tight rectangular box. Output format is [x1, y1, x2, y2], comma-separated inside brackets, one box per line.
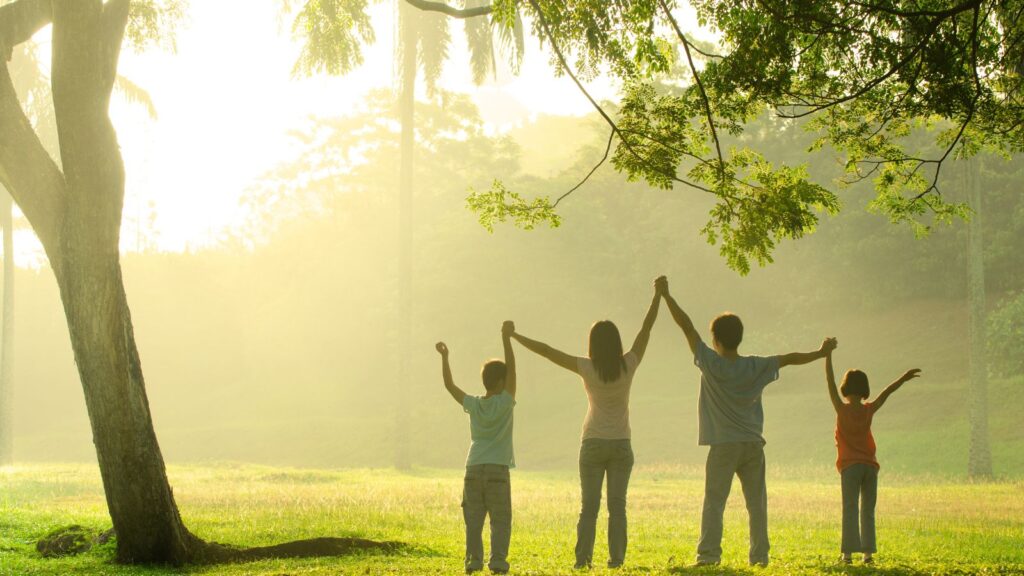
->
[481, 360, 507, 392]
[711, 313, 743, 350]
[840, 370, 870, 399]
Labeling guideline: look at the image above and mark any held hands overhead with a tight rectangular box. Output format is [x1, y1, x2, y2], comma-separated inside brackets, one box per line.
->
[655, 275, 668, 297]
[444, 277, 854, 376]
[821, 337, 838, 354]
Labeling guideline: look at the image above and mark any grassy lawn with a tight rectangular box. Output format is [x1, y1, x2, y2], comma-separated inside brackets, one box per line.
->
[1, 464, 1022, 575]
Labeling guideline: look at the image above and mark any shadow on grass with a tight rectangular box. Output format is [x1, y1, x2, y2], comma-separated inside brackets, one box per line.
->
[814, 562, 968, 576]
[667, 564, 759, 576]
[256, 471, 340, 484]
[197, 536, 411, 564]
[665, 561, 966, 576]
[35, 525, 417, 567]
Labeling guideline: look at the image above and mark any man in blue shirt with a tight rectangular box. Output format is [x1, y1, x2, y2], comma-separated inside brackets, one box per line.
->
[436, 320, 517, 574]
[657, 276, 835, 567]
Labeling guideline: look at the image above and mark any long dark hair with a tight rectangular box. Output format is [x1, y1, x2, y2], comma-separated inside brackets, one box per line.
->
[589, 320, 628, 383]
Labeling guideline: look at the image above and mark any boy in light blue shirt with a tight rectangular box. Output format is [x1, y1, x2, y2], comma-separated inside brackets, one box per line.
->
[435, 320, 517, 574]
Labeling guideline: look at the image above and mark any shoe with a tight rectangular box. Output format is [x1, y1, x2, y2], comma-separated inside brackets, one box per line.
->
[573, 561, 591, 570]
[694, 559, 720, 567]
[607, 561, 623, 569]
[863, 556, 874, 565]
[751, 561, 769, 568]
[840, 555, 852, 565]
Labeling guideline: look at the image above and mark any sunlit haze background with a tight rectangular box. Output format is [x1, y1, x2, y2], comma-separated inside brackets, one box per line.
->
[6, 0, 1022, 480]
[19, 0, 629, 261]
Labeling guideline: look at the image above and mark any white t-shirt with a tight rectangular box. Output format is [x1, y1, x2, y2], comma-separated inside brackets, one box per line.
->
[576, 352, 640, 440]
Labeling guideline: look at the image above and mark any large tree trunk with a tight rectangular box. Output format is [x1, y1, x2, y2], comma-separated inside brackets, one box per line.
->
[965, 157, 992, 479]
[0, 188, 13, 466]
[0, 0, 199, 563]
[52, 254, 196, 563]
[395, 1, 416, 470]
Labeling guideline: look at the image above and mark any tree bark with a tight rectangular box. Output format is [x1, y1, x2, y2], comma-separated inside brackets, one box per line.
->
[965, 157, 992, 479]
[0, 188, 12, 466]
[52, 255, 196, 563]
[395, 0, 416, 470]
[0, 0, 200, 563]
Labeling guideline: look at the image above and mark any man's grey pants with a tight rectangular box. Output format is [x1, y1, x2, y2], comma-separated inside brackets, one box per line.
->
[463, 464, 511, 573]
[696, 442, 770, 566]
[840, 463, 878, 554]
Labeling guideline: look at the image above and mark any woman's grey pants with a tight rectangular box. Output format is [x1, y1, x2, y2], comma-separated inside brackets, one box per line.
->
[575, 438, 634, 568]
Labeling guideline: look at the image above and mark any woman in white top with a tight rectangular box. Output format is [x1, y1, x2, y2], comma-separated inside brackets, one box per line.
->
[509, 278, 662, 569]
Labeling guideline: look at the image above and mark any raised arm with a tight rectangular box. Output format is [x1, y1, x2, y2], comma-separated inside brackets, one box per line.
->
[778, 337, 836, 368]
[435, 342, 467, 405]
[657, 276, 702, 355]
[872, 368, 921, 412]
[502, 321, 517, 398]
[510, 331, 580, 374]
[825, 351, 843, 412]
[629, 282, 662, 362]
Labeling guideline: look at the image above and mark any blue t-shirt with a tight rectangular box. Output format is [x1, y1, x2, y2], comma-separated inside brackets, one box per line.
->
[462, 391, 516, 468]
[694, 341, 780, 445]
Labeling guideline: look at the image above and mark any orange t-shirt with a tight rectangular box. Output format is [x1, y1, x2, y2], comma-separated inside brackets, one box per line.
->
[835, 401, 879, 472]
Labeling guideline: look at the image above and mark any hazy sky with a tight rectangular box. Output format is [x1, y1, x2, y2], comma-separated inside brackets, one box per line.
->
[16, 1, 707, 264]
[109, 1, 622, 256]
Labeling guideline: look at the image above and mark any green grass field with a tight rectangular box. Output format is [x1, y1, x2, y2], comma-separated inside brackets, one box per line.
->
[2, 464, 1022, 575]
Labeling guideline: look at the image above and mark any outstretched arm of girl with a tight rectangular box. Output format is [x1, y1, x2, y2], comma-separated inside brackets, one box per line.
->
[826, 351, 843, 412]
[872, 368, 922, 412]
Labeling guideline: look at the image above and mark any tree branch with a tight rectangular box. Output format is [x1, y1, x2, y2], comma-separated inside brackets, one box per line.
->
[51, 0, 129, 246]
[100, 0, 131, 97]
[658, 0, 725, 180]
[0, 0, 52, 58]
[905, 2, 985, 202]
[848, 0, 982, 20]
[0, 62, 65, 249]
[404, 0, 492, 19]
[552, 128, 614, 208]
[526, 0, 713, 195]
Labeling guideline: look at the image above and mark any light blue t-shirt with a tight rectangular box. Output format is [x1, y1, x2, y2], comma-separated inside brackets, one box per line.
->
[694, 341, 780, 445]
[463, 391, 516, 468]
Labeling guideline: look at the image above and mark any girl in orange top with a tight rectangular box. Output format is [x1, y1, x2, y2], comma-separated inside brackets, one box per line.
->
[825, 350, 920, 565]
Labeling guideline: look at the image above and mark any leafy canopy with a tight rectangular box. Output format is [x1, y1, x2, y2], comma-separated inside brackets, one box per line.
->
[282, 0, 1024, 274]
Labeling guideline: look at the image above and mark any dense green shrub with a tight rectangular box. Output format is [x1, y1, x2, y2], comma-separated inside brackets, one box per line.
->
[988, 291, 1024, 377]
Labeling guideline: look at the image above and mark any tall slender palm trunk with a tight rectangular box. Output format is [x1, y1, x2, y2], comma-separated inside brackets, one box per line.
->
[395, 1, 416, 470]
[0, 189, 13, 466]
[966, 156, 992, 479]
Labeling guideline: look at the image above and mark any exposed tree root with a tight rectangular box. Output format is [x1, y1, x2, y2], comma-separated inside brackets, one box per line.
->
[36, 525, 97, 558]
